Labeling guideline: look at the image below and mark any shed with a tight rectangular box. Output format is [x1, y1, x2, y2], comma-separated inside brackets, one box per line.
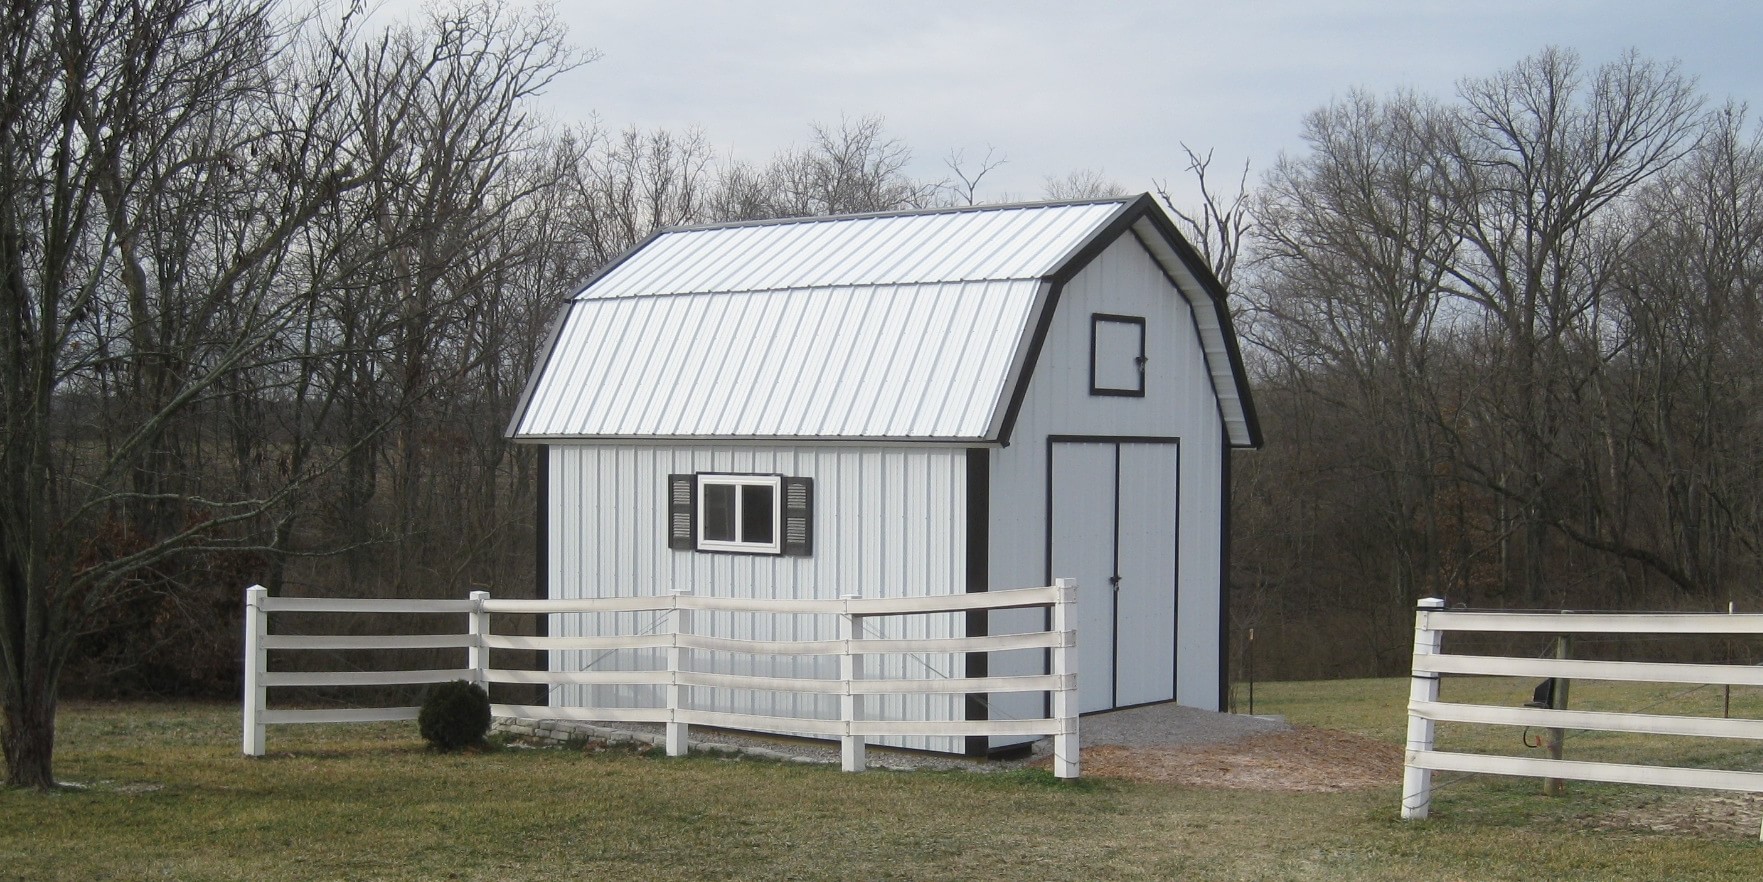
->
[507, 194, 1261, 754]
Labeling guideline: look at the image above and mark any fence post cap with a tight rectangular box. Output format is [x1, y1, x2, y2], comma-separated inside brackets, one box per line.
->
[468, 589, 490, 601]
[1417, 597, 1446, 610]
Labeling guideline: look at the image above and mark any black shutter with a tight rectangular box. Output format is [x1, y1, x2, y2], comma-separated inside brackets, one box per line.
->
[667, 474, 695, 550]
[781, 476, 813, 557]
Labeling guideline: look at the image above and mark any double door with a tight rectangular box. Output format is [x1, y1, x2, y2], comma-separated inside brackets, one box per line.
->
[1049, 439, 1179, 713]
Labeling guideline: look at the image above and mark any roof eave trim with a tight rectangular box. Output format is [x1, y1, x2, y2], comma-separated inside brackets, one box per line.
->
[503, 300, 576, 439]
[507, 434, 1002, 447]
[1125, 199, 1264, 449]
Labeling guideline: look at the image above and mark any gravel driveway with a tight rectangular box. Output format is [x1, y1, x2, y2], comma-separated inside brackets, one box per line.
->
[499, 703, 1290, 772]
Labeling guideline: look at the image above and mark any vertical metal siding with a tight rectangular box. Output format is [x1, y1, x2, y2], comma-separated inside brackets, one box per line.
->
[547, 443, 968, 753]
[986, 236, 1229, 736]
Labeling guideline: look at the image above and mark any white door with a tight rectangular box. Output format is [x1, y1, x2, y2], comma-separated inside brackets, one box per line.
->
[1050, 439, 1180, 713]
[1115, 443, 1179, 706]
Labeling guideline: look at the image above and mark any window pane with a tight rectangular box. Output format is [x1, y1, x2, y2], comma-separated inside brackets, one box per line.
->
[703, 483, 736, 542]
[741, 484, 774, 544]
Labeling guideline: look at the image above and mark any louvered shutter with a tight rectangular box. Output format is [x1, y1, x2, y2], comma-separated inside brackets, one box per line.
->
[667, 474, 695, 550]
[781, 476, 813, 557]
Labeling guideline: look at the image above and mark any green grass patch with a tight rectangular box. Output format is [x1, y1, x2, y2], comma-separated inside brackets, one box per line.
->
[1, 688, 1758, 881]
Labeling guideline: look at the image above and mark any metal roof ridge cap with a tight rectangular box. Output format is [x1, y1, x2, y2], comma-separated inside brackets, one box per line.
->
[649, 195, 1139, 236]
[575, 277, 1050, 301]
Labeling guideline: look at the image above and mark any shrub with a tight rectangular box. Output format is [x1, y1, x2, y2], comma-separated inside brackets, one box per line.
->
[418, 680, 491, 751]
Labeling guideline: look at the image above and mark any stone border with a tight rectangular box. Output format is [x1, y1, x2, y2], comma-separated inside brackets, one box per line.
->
[491, 717, 837, 765]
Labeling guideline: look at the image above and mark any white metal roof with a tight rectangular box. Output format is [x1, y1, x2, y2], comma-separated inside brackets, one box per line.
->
[508, 196, 1262, 446]
[513, 279, 1043, 440]
[579, 201, 1123, 299]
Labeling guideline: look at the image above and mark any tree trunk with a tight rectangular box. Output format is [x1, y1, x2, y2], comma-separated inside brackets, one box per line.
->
[3, 669, 57, 790]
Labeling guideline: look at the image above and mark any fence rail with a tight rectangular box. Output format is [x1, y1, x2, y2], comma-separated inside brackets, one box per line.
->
[1401, 597, 1763, 829]
[242, 581, 1080, 777]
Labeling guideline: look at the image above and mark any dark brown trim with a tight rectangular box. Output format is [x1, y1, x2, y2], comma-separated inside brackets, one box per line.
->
[1046, 434, 1181, 444]
[535, 445, 549, 602]
[1089, 313, 1148, 398]
[1218, 428, 1232, 711]
[1110, 443, 1122, 709]
[533, 446, 550, 706]
[964, 448, 990, 757]
[1083, 697, 1184, 716]
[996, 280, 1065, 448]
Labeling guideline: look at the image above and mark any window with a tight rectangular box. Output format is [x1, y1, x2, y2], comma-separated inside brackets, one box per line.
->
[1090, 313, 1147, 397]
[668, 473, 813, 556]
[698, 474, 778, 553]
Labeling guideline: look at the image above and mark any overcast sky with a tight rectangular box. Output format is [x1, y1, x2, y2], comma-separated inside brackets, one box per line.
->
[404, 1, 1763, 208]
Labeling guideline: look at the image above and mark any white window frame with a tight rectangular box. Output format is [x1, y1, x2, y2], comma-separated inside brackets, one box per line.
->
[696, 473, 782, 554]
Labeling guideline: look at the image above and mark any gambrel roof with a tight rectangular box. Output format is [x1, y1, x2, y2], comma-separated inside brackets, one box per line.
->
[507, 194, 1260, 447]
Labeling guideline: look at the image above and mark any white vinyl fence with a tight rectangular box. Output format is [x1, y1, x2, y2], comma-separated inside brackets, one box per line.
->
[243, 580, 1079, 777]
[1402, 597, 1763, 824]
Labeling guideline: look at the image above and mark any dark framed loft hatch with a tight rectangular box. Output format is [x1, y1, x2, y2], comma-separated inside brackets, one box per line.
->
[1090, 313, 1147, 397]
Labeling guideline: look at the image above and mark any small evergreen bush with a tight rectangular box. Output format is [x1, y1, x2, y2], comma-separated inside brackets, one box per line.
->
[418, 680, 491, 751]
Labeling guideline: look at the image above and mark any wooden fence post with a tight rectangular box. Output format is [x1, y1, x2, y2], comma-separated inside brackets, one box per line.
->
[1545, 632, 1572, 797]
[1052, 578, 1079, 780]
[242, 585, 268, 757]
[840, 593, 866, 772]
[667, 590, 692, 757]
[468, 590, 490, 688]
[1401, 597, 1446, 819]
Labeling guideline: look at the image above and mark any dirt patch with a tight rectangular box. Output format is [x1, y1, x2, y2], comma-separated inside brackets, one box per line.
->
[1054, 726, 1403, 792]
[1588, 790, 1763, 839]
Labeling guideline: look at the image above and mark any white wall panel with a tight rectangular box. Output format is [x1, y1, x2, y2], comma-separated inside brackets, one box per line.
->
[547, 443, 968, 753]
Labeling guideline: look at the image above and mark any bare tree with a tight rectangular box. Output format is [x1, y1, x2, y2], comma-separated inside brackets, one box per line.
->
[1427, 48, 1702, 602]
[1042, 168, 1124, 200]
[943, 145, 1006, 206]
[566, 123, 715, 265]
[1158, 144, 1253, 291]
[713, 115, 944, 221]
[0, 0, 584, 789]
[0, 0, 385, 788]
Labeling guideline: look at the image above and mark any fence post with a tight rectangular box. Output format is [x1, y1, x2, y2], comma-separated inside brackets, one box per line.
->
[840, 593, 866, 772]
[1401, 597, 1447, 819]
[1051, 578, 1079, 780]
[667, 590, 692, 757]
[468, 590, 490, 688]
[242, 585, 268, 757]
[1544, 632, 1572, 797]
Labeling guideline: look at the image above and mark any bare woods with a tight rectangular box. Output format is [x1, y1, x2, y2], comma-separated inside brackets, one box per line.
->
[1233, 49, 1763, 680]
[0, 0, 960, 787]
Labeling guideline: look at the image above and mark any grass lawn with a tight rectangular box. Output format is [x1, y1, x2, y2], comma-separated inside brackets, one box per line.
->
[1, 680, 1759, 881]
